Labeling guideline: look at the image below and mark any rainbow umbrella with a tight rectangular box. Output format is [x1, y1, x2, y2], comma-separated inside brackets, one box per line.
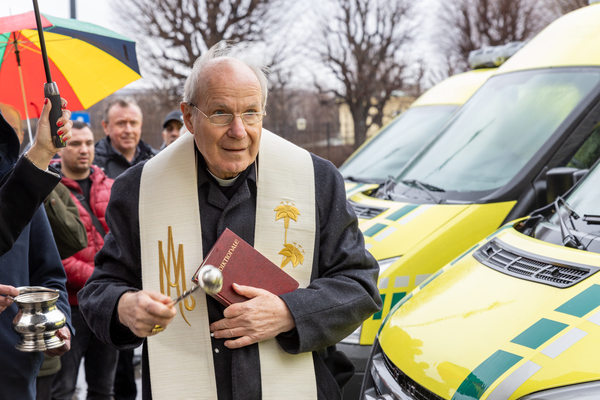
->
[0, 11, 141, 140]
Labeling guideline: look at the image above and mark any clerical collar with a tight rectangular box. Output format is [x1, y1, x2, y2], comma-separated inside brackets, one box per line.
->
[206, 169, 238, 187]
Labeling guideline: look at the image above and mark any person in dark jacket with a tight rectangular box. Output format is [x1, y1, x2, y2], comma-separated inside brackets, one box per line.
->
[50, 122, 118, 400]
[0, 98, 73, 257]
[93, 97, 158, 179]
[0, 99, 73, 400]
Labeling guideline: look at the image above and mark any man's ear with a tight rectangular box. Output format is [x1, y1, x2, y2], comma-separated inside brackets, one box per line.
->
[181, 103, 194, 134]
[101, 120, 109, 136]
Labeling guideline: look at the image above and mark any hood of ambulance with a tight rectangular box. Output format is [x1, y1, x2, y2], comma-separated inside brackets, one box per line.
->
[346, 189, 515, 262]
[379, 226, 600, 400]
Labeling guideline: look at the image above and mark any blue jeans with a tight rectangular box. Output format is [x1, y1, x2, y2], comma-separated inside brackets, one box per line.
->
[52, 306, 119, 400]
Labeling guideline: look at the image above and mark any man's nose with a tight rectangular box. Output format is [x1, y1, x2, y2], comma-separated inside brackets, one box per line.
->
[228, 115, 246, 138]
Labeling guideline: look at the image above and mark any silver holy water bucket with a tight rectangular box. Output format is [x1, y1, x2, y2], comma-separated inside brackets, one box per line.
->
[12, 286, 66, 352]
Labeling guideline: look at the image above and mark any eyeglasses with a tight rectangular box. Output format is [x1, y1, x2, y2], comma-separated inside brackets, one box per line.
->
[187, 103, 265, 126]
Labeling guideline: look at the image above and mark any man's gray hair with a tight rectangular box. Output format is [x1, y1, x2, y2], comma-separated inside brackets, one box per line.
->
[182, 41, 269, 110]
[102, 97, 141, 123]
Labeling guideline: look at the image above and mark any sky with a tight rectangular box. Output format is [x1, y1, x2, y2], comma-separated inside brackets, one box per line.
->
[0, 0, 115, 31]
[0, 0, 442, 90]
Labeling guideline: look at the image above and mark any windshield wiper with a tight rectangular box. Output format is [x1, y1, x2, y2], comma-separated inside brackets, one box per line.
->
[399, 179, 445, 204]
[554, 196, 583, 249]
[344, 176, 378, 184]
[378, 176, 399, 200]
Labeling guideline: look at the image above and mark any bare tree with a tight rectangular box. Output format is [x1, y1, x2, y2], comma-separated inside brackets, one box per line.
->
[113, 0, 287, 92]
[314, 0, 413, 149]
[437, 0, 549, 75]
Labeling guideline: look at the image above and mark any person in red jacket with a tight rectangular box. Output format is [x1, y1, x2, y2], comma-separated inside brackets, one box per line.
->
[50, 121, 117, 400]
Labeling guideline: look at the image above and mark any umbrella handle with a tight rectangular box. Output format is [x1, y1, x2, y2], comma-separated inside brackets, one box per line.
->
[44, 83, 66, 148]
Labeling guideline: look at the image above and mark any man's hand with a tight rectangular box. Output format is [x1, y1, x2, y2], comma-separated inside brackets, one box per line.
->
[44, 326, 71, 357]
[117, 290, 177, 338]
[0, 284, 19, 313]
[27, 97, 73, 170]
[210, 283, 296, 349]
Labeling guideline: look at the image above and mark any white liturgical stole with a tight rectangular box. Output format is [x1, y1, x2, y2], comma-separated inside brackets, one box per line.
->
[139, 130, 317, 399]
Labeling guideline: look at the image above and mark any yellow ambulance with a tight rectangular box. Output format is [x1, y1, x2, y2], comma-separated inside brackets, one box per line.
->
[340, 44, 524, 398]
[361, 3, 600, 399]
[362, 99, 600, 400]
[342, 3, 600, 398]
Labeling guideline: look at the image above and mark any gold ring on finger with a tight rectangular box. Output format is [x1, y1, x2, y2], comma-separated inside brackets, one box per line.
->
[151, 325, 165, 334]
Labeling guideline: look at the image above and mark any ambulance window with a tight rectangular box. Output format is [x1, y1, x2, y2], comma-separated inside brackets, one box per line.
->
[340, 105, 457, 182]
[397, 69, 600, 194]
[568, 123, 600, 169]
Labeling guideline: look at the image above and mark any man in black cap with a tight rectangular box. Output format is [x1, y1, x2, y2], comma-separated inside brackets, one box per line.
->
[160, 110, 183, 150]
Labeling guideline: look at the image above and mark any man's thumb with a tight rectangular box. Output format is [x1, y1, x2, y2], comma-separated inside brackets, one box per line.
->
[232, 283, 262, 298]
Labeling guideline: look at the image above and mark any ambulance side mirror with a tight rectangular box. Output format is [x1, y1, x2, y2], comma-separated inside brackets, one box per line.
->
[545, 167, 588, 204]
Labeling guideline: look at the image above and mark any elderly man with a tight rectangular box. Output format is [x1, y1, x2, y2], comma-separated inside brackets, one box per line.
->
[94, 97, 158, 179]
[79, 42, 381, 400]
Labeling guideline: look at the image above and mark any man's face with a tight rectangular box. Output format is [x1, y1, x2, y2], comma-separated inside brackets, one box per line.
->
[183, 59, 262, 180]
[162, 120, 183, 147]
[102, 104, 143, 154]
[60, 126, 95, 176]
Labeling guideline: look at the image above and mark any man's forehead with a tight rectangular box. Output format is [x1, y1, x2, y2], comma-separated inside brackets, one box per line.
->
[71, 127, 95, 141]
[108, 104, 142, 119]
[201, 59, 261, 91]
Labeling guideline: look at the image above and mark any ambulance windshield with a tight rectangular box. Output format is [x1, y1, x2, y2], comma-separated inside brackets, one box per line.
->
[397, 69, 600, 196]
[340, 105, 457, 182]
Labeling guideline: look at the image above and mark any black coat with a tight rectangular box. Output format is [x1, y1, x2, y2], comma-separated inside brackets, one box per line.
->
[79, 151, 382, 400]
[0, 112, 60, 256]
[93, 136, 159, 179]
[0, 112, 72, 400]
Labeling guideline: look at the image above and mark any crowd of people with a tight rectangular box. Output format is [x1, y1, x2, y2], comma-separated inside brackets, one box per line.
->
[0, 41, 381, 400]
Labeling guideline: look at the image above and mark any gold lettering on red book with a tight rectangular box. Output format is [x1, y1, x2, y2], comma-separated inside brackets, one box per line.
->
[219, 239, 239, 271]
[158, 226, 195, 326]
[275, 201, 305, 269]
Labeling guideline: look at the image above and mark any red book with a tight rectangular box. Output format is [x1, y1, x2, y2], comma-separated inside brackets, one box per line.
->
[192, 228, 300, 306]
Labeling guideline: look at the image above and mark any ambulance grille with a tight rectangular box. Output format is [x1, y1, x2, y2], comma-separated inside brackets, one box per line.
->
[349, 201, 388, 219]
[382, 352, 445, 400]
[474, 239, 600, 288]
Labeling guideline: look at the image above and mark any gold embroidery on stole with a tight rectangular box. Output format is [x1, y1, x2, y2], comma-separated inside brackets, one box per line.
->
[158, 226, 195, 325]
[275, 201, 305, 269]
